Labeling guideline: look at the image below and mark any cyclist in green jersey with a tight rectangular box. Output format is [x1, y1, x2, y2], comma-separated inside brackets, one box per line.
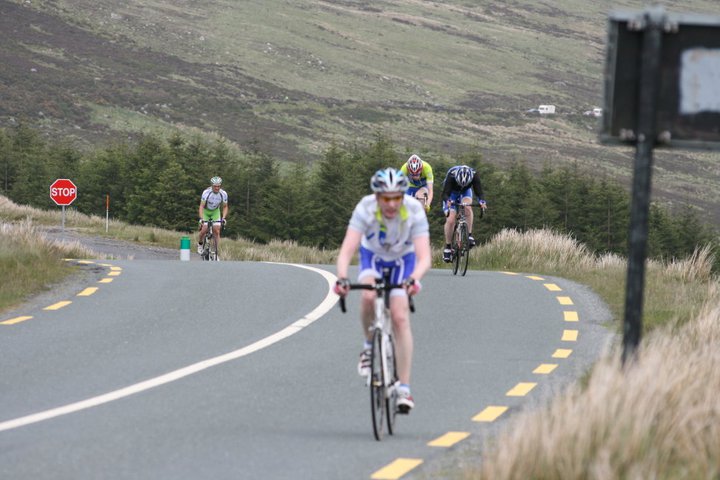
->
[400, 154, 433, 212]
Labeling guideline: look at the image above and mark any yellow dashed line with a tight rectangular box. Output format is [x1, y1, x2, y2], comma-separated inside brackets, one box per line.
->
[1, 316, 33, 325]
[557, 296, 574, 305]
[534, 363, 558, 374]
[77, 287, 98, 297]
[506, 382, 537, 397]
[74, 260, 95, 264]
[562, 330, 579, 341]
[564, 311, 579, 322]
[428, 431, 470, 447]
[544, 283, 562, 291]
[526, 275, 544, 281]
[371, 458, 423, 480]
[552, 348, 573, 358]
[98, 278, 114, 284]
[472, 406, 508, 422]
[43, 301, 72, 311]
[107, 271, 121, 277]
[110, 266, 122, 271]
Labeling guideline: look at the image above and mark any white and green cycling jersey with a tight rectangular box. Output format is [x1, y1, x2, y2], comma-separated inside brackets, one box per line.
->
[201, 187, 228, 221]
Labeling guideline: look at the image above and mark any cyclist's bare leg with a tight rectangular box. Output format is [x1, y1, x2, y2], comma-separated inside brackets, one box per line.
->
[359, 276, 376, 342]
[198, 222, 208, 245]
[414, 187, 429, 207]
[463, 196, 474, 233]
[212, 223, 222, 248]
[390, 295, 413, 384]
[444, 210, 457, 245]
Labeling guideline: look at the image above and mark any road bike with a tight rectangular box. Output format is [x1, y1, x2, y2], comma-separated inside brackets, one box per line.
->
[449, 202, 484, 276]
[339, 268, 415, 441]
[200, 219, 220, 261]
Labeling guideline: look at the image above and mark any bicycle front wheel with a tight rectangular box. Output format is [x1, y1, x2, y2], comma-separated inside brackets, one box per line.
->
[201, 237, 210, 261]
[459, 224, 470, 276]
[385, 333, 398, 435]
[210, 235, 219, 261]
[370, 328, 386, 441]
[451, 225, 461, 275]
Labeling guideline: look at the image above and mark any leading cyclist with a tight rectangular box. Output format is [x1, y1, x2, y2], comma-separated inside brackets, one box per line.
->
[334, 167, 431, 414]
[400, 154, 434, 212]
[197, 176, 229, 255]
[441, 165, 487, 263]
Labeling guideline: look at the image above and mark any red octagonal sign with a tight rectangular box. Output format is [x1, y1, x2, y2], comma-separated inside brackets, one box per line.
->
[50, 178, 77, 206]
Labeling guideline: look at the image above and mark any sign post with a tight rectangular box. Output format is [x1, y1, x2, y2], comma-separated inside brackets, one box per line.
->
[601, 8, 720, 364]
[49, 179, 78, 230]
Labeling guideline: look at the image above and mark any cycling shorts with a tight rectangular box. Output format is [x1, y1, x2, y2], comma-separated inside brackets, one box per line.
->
[358, 246, 415, 298]
[407, 186, 429, 200]
[442, 189, 473, 214]
[202, 208, 222, 222]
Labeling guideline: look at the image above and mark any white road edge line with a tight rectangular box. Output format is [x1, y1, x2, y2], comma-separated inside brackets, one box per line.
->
[0, 263, 337, 433]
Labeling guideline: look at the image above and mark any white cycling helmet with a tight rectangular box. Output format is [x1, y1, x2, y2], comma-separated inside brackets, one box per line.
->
[454, 166, 473, 189]
[371, 167, 409, 194]
[210, 176, 222, 186]
[406, 154, 423, 176]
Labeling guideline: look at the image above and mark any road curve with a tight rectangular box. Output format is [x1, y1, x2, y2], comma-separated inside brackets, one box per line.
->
[0, 260, 613, 479]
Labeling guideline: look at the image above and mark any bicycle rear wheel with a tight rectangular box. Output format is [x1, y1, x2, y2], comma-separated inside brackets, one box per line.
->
[459, 224, 470, 276]
[370, 328, 385, 441]
[385, 334, 398, 435]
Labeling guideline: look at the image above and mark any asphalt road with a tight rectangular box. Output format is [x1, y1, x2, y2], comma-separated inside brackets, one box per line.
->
[0, 259, 613, 479]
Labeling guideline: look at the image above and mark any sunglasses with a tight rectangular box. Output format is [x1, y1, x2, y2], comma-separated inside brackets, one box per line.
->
[379, 194, 403, 204]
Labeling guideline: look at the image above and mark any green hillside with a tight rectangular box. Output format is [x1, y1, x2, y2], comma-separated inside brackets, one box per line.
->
[2, 0, 720, 223]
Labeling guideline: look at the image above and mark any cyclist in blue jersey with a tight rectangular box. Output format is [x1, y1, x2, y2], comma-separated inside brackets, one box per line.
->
[441, 166, 487, 262]
[334, 167, 431, 413]
[197, 176, 229, 255]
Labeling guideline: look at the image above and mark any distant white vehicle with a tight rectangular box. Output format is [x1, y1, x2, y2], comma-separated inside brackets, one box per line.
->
[526, 104, 556, 115]
[538, 104, 556, 115]
[583, 107, 603, 117]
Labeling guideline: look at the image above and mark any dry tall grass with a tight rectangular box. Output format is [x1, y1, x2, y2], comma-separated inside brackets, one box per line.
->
[0, 220, 96, 311]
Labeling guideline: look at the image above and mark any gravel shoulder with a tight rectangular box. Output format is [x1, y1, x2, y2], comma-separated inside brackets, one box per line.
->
[41, 227, 182, 261]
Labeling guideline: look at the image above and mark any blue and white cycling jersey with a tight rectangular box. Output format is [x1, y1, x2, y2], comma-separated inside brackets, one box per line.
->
[349, 194, 429, 259]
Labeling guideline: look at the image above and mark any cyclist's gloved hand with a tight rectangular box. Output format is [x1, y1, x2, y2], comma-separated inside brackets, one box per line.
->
[334, 278, 350, 296]
[221, 218, 227, 227]
[479, 200, 487, 209]
[198, 218, 204, 226]
[403, 278, 421, 296]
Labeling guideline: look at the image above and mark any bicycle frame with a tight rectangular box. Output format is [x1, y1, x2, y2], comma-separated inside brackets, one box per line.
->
[200, 219, 219, 261]
[448, 202, 484, 276]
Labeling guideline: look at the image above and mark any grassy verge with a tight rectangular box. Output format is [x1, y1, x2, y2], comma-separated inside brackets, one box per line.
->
[0, 220, 95, 312]
[462, 229, 720, 479]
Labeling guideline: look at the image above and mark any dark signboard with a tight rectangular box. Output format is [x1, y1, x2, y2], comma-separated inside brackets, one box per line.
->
[602, 11, 720, 149]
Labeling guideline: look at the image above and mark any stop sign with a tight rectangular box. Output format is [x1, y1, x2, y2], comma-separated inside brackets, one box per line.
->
[50, 179, 77, 206]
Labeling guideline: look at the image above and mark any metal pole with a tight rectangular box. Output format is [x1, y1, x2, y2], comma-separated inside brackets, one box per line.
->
[61, 205, 66, 231]
[622, 7, 665, 365]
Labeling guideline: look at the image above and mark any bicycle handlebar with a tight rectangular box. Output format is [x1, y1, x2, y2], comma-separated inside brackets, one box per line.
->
[338, 282, 416, 314]
[451, 201, 485, 218]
